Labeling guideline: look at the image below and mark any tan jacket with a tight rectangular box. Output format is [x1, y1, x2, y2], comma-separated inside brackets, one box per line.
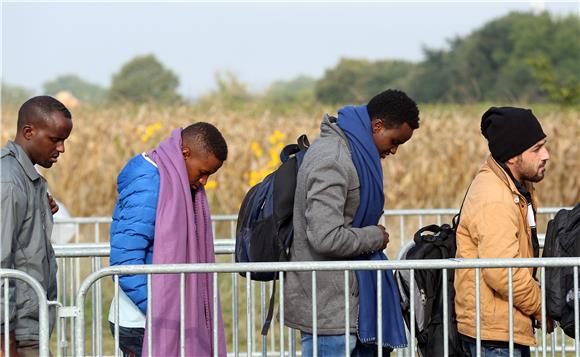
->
[454, 156, 542, 346]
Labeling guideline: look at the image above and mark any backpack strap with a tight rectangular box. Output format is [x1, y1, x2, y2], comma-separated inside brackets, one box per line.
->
[280, 135, 310, 163]
[261, 274, 278, 335]
[297, 134, 310, 151]
[280, 144, 300, 163]
[452, 182, 473, 231]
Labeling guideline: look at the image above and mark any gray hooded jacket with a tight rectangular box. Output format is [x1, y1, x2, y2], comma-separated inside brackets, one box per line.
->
[284, 115, 384, 335]
[1, 141, 57, 341]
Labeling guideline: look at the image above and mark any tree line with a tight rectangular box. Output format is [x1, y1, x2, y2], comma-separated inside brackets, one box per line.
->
[3, 11, 578, 106]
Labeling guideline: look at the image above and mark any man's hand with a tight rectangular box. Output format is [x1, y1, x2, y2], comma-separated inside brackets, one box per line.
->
[47, 193, 59, 215]
[0, 332, 19, 357]
[377, 225, 390, 250]
[538, 316, 555, 334]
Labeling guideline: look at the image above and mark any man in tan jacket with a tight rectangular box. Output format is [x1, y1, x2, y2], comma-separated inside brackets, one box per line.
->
[455, 107, 552, 356]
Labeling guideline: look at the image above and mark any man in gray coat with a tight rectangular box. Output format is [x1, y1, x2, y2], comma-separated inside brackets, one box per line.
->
[1, 96, 73, 356]
[285, 89, 419, 356]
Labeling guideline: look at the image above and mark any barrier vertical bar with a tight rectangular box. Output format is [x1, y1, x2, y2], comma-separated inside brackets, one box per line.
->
[289, 327, 296, 357]
[508, 267, 514, 357]
[270, 281, 275, 354]
[541, 267, 547, 357]
[69, 256, 75, 354]
[261, 282, 267, 356]
[180, 273, 185, 357]
[74, 224, 81, 354]
[214, 272, 219, 357]
[247, 272, 252, 356]
[95, 224, 103, 357]
[56, 257, 63, 357]
[252, 280, 256, 354]
[61, 258, 68, 357]
[114, 275, 120, 357]
[550, 330, 556, 357]
[560, 328, 565, 357]
[280, 272, 285, 357]
[377, 270, 383, 357]
[147, 274, 152, 357]
[312, 271, 317, 357]
[476, 268, 481, 357]
[4, 278, 9, 357]
[233, 271, 239, 357]
[443, 268, 449, 356]
[230, 221, 236, 240]
[344, 270, 350, 356]
[574, 266, 579, 357]
[91, 258, 96, 357]
[410, 269, 416, 357]
[399, 216, 405, 248]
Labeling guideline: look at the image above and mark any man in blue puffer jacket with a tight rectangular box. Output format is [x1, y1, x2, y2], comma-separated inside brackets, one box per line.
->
[108, 122, 228, 357]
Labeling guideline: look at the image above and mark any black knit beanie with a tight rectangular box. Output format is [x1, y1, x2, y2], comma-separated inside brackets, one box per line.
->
[481, 107, 546, 163]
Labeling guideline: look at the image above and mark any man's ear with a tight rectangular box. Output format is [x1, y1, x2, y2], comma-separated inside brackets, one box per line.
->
[371, 118, 383, 134]
[22, 124, 35, 140]
[506, 155, 520, 166]
[182, 145, 191, 159]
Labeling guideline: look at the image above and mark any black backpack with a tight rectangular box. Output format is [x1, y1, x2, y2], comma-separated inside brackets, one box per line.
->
[542, 203, 580, 338]
[395, 220, 467, 356]
[235, 134, 309, 334]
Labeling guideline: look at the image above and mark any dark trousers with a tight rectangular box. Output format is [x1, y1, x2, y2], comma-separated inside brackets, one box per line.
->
[462, 335, 531, 357]
[109, 322, 145, 357]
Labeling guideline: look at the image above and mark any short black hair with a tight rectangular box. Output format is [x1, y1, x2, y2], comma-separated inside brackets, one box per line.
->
[182, 122, 228, 162]
[366, 89, 420, 129]
[17, 96, 72, 132]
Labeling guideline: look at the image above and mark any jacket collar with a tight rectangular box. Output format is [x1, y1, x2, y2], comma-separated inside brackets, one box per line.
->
[485, 154, 537, 204]
[2, 141, 41, 182]
[321, 113, 349, 142]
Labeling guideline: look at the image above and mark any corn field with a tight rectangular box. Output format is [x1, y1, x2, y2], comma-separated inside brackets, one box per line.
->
[1, 103, 578, 219]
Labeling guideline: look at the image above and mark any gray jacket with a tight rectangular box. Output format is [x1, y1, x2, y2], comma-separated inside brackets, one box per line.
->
[1, 141, 57, 341]
[284, 115, 384, 335]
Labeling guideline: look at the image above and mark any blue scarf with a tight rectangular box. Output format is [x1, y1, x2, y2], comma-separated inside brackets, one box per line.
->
[336, 106, 407, 350]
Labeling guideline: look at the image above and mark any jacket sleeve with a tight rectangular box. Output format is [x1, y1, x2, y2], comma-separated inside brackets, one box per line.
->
[474, 201, 542, 319]
[303, 157, 384, 258]
[109, 174, 158, 314]
[1, 182, 26, 330]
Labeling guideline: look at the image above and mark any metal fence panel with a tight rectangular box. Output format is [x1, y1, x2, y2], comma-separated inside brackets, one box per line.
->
[48, 207, 571, 356]
[0, 269, 51, 356]
[72, 258, 580, 357]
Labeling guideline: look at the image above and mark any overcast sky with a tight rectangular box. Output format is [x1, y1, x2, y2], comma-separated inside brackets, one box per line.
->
[2, 1, 578, 99]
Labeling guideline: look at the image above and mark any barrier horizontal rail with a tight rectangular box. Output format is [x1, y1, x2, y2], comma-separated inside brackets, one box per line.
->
[54, 207, 567, 224]
[75, 257, 580, 357]
[76, 257, 580, 278]
[53, 240, 236, 257]
[53, 207, 564, 251]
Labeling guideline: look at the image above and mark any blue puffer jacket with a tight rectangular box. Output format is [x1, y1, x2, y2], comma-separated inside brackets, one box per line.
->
[109, 154, 159, 314]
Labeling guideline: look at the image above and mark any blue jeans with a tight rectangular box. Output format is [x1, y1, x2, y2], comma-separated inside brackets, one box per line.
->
[109, 322, 144, 357]
[463, 339, 531, 357]
[301, 332, 357, 357]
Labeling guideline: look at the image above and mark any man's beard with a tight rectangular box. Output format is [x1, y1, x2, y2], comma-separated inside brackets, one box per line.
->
[518, 161, 546, 183]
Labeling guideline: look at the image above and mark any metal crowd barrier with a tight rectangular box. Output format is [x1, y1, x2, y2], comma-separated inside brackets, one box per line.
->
[0, 269, 51, 356]
[72, 258, 580, 357]
[45, 207, 568, 356]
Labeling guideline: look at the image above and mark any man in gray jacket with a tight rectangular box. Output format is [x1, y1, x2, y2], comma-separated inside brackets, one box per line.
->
[285, 89, 419, 356]
[1, 96, 73, 356]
